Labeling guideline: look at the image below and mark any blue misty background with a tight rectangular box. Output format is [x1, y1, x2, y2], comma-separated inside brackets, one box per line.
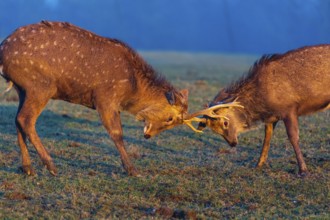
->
[0, 0, 329, 54]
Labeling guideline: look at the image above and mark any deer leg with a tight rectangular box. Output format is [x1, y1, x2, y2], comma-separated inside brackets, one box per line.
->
[256, 122, 274, 168]
[283, 114, 308, 176]
[14, 92, 35, 175]
[16, 125, 35, 175]
[97, 107, 139, 176]
[16, 95, 57, 175]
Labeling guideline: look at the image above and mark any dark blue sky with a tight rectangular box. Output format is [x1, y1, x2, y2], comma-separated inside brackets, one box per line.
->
[0, 0, 329, 54]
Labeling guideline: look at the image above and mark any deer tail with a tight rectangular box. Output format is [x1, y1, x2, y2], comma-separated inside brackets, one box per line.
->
[0, 65, 14, 95]
[2, 81, 13, 95]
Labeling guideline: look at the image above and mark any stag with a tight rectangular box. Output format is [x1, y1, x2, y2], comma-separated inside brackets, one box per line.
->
[194, 45, 330, 176]
[0, 21, 214, 176]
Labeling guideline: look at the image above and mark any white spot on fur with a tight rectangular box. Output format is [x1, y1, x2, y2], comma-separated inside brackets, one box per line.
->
[53, 41, 57, 46]
[14, 51, 18, 55]
[119, 79, 129, 83]
[40, 44, 44, 49]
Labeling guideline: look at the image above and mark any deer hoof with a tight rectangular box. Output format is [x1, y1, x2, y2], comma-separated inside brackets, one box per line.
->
[45, 161, 58, 176]
[21, 165, 36, 176]
[298, 170, 309, 178]
[127, 167, 140, 177]
[49, 170, 57, 176]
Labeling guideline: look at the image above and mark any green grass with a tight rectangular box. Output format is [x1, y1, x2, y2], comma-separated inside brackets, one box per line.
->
[0, 52, 329, 219]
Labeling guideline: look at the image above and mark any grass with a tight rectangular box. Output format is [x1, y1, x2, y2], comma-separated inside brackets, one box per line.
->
[0, 52, 329, 219]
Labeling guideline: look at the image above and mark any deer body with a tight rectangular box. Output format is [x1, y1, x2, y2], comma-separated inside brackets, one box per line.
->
[198, 45, 330, 175]
[0, 21, 188, 176]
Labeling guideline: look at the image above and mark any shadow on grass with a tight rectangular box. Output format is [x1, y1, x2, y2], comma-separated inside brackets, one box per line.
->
[0, 104, 193, 175]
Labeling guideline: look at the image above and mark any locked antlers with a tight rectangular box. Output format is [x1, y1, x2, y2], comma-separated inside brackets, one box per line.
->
[183, 100, 244, 133]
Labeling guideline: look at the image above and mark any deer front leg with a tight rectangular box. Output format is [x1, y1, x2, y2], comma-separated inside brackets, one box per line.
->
[256, 122, 277, 168]
[97, 108, 139, 176]
[283, 114, 308, 176]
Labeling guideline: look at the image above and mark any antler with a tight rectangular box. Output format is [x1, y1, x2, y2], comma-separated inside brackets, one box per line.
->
[183, 100, 244, 133]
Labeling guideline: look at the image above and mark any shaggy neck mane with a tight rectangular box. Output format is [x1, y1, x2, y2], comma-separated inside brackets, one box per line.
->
[225, 54, 281, 95]
[109, 38, 174, 93]
[223, 54, 282, 127]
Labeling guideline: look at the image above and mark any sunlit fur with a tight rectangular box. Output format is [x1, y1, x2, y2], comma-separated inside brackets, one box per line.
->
[199, 44, 330, 174]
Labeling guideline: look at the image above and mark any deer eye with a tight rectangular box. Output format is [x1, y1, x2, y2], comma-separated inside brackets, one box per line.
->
[223, 121, 229, 128]
[167, 117, 173, 122]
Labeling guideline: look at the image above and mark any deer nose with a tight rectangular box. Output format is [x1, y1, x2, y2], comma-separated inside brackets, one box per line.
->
[229, 141, 237, 147]
[144, 134, 151, 139]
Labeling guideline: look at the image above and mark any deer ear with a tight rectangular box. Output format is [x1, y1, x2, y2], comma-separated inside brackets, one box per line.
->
[180, 89, 189, 102]
[165, 91, 175, 105]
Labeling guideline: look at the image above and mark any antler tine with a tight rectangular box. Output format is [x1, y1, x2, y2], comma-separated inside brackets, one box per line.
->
[183, 117, 205, 133]
[182, 100, 244, 133]
[184, 100, 244, 121]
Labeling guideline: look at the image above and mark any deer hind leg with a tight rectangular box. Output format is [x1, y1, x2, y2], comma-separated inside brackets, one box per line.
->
[96, 104, 139, 176]
[256, 122, 277, 168]
[284, 113, 308, 176]
[15, 91, 34, 175]
[16, 92, 57, 176]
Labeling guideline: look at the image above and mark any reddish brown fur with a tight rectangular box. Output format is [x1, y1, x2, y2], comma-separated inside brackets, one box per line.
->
[0, 21, 189, 176]
[198, 45, 330, 175]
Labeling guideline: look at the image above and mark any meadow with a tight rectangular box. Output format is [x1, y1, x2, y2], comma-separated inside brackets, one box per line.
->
[0, 52, 329, 219]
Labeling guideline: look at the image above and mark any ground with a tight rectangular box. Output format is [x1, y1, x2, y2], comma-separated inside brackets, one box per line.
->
[0, 52, 329, 219]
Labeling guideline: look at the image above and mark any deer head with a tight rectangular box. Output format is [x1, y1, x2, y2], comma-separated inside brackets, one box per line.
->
[139, 89, 189, 139]
[183, 99, 244, 146]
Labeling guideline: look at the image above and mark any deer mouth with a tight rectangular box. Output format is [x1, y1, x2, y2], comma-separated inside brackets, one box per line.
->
[143, 123, 152, 139]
